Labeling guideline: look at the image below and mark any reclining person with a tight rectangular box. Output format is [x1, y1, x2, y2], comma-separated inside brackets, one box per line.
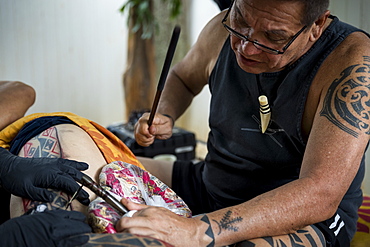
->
[0, 81, 92, 246]
[0, 82, 185, 246]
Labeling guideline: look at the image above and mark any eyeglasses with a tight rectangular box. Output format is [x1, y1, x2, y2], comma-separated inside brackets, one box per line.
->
[221, 0, 307, 55]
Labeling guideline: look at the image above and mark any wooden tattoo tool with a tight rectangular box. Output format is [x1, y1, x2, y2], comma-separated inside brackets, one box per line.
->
[147, 25, 181, 127]
[79, 174, 129, 214]
[258, 95, 271, 133]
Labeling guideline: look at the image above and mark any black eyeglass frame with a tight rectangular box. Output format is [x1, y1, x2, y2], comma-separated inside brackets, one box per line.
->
[221, 0, 307, 55]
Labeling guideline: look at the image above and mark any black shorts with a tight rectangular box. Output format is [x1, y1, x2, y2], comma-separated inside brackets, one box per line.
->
[172, 160, 354, 247]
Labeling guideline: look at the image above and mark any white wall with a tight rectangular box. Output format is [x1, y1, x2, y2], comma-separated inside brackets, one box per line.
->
[329, 0, 370, 32]
[175, 0, 218, 142]
[0, 0, 128, 126]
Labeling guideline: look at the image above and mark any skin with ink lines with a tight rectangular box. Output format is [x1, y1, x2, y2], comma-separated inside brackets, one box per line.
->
[320, 57, 370, 138]
[212, 210, 243, 235]
[10, 124, 108, 218]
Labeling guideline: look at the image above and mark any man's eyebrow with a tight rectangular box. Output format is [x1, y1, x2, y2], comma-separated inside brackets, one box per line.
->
[234, 4, 243, 17]
[267, 30, 289, 36]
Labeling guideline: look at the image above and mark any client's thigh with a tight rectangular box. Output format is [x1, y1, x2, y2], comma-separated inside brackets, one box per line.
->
[10, 124, 106, 217]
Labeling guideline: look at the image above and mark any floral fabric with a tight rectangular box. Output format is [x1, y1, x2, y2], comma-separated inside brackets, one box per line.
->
[88, 161, 192, 233]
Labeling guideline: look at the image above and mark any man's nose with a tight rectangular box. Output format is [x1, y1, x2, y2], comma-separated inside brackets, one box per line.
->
[241, 39, 262, 55]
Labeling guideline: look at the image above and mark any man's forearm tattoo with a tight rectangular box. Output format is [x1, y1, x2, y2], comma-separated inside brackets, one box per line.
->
[320, 56, 370, 138]
[212, 210, 243, 235]
[201, 215, 215, 247]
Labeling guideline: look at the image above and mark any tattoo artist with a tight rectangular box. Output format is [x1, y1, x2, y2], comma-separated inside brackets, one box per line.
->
[116, 0, 370, 246]
[0, 81, 91, 246]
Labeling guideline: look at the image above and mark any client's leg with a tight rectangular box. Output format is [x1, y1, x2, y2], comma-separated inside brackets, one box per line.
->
[137, 157, 174, 187]
[0, 81, 35, 131]
[10, 124, 106, 217]
[52, 124, 106, 182]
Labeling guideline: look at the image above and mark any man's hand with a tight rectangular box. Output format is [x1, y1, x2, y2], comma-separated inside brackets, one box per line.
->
[0, 147, 90, 205]
[0, 210, 91, 247]
[115, 198, 212, 247]
[134, 113, 174, 147]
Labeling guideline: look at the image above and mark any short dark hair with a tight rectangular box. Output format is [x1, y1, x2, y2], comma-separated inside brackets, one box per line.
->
[301, 0, 329, 26]
[276, 0, 329, 26]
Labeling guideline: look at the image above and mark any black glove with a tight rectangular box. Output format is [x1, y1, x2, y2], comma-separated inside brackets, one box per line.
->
[0, 147, 90, 205]
[0, 210, 91, 247]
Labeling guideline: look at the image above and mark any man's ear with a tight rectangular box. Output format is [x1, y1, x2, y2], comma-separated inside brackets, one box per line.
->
[309, 10, 330, 42]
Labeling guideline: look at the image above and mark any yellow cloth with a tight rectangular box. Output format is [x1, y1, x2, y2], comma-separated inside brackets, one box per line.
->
[351, 195, 370, 246]
[0, 112, 144, 169]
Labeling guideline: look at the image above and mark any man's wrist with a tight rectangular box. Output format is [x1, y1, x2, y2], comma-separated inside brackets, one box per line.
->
[200, 214, 215, 247]
[162, 114, 175, 127]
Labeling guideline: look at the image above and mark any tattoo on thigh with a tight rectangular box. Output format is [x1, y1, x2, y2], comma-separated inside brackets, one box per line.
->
[212, 210, 243, 235]
[200, 215, 215, 247]
[320, 56, 370, 138]
[24, 190, 71, 214]
[19, 126, 70, 214]
[20, 126, 61, 158]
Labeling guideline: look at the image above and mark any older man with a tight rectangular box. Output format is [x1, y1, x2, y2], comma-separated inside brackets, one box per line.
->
[120, 0, 370, 246]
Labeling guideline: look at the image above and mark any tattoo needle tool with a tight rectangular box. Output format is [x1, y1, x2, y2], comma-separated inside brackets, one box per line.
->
[147, 25, 181, 127]
[258, 95, 271, 133]
[78, 174, 129, 214]
[65, 184, 83, 210]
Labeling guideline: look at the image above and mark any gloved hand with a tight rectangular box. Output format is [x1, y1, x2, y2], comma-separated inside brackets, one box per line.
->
[0, 210, 91, 247]
[0, 147, 90, 205]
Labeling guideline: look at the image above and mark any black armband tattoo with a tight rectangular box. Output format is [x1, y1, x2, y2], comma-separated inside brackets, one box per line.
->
[320, 56, 370, 138]
[200, 215, 215, 247]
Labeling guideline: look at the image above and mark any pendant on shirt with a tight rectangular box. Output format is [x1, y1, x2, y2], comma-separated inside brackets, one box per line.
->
[258, 95, 271, 133]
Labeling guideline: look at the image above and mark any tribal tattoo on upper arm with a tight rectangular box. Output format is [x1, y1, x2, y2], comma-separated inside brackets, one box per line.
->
[320, 56, 370, 138]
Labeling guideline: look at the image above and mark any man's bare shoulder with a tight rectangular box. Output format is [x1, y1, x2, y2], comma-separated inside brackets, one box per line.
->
[316, 31, 370, 138]
[303, 31, 369, 138]
[201, 11, 230, 77]
[312, 31, 369, 92]
[172, 11, 229, 87]
[322, 31, 369, 76]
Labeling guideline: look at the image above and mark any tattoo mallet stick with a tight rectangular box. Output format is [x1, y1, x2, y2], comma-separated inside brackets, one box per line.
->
[258, 95, 271, 133]
[147, 25, 181, 127]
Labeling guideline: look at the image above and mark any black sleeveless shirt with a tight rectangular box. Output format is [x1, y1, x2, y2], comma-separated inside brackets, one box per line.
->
[205, 16, 368, 233]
